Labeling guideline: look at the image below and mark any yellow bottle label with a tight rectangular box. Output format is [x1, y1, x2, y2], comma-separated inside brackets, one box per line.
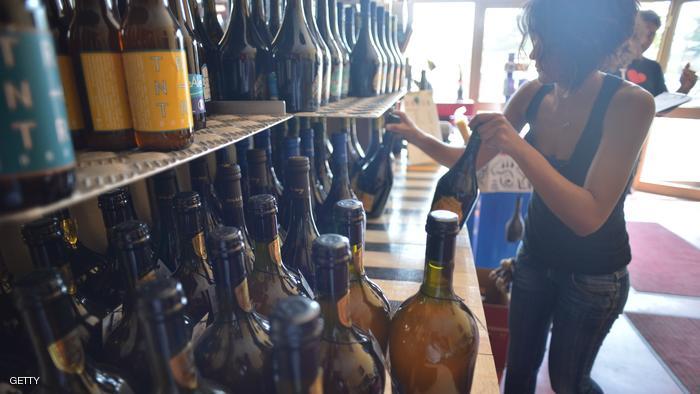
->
[80, 52, 133, 132]
[57, 55, 85, 131]
[47, 328, 86, 374]
[122, 50, 192, 132]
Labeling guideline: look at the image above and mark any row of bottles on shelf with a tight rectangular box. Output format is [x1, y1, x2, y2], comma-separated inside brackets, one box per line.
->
[1, 154, 480, 393]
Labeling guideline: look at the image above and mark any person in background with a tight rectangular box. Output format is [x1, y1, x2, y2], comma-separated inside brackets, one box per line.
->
[625, 10, 697, 96]
[387, 0, 654, 392]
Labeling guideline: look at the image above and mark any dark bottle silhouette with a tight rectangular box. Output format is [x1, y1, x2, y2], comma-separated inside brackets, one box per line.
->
[303, 0, 331, 106]
[280, 157, 320, 293]
[312, 119, 334, 194]
[317, 0, 343, 102]
[349, 0, 381, 97]
[271, 122, 288, 185]
[216, 159, 255, 274]
[269, 0, 283, 39]
[271, 0, 322, 112]
[278, 120, 302, 234]
[270, 296, 324, 394]
[390, 211, 480, 393]
[329, 0, 351, 100]
[152, 170, 181, 272]
[194, 227, 273, 393]
[334, 199, 391, 352]
[14, 269, 133, 393]
[172, 192, 215, 325]
[344, 4, 357, 50]
[235, 138, 252, 207]
[247, 149, 276, 198]
[254, 130, 284, 201]
[300, 118, 328, 214]
[336, 1, 353, 99]
[430, 133, 481, 229]
[251, 0, 273, 46]
[376, 6, 396, 94]
[188, 0, 225, 100]
[316, 130, 357, 233]
[104, 220, 170, 391]
[389, 14, 405, 92]
[505, 195, 525, 242]
[190, 157, 224, 237]
[353, 131, 396, 218]
[349, 119, 366, 174]
[201, 0, 224, 44]
[370, 2, 387, 94]
[135, 278, 227, 393]
[313, 234, 386, 393]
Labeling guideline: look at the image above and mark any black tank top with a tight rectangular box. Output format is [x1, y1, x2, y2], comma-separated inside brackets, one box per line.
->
[520, 74, 631, 274]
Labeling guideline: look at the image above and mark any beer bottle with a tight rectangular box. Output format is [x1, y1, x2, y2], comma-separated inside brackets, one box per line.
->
[390, 211, 480, 393]
[14, 269, 133, 393]
[104, 220, 169, 390]
[303, 0, 331, 107]
[391, 15, 405, 91]
[171, 0, 207, 130]
[188, 0, 223, 101]
[312, 119, 333, 193]
[353, 130, 396, 218]
[317, 0, 343, 102]
[98, 187, 138, 254]
[201, 0, 224, 45]
[195, 227, 274, 392]
[251, 0, 273, 46]
[349, 0, 381, 97]
[334, 199, 390, 352]
[70, 0, 135, 150]
[190, 157, 224, 237]
[269, 0, 283, 39]
[122, 0, 194, 151]
[370, 2, 386, 94]
[45, 0, 87, 148]
[377, 7, 397, 94]
[299, 118, 328, 214]
[270, 296, 324, 394]
[329, 0, 350, 99]
[344, 4, 357, 50]
[136, 278, 227, 393]
[253, 130, 284, 201]
[313, 234, 386, 393]
[316, 126, 356, 233]
[235, 137, 252, 206]
[152, 169, 180, 272]
[0, 0, 76, 213]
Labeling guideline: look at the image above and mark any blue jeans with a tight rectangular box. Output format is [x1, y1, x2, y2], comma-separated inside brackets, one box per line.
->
[504, 256, 629, 394]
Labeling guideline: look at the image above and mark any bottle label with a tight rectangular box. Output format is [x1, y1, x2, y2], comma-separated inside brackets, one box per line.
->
[57, 55, 85, 131]
[188, 73, 205, 115]
[201, 64, 211, 102]
[351, 244, 365, 276]
[47, 328, 86, 374]
[169, 342, 198, 389]
[269, 236, 282, 267]
[80, 52, 133, 132]
[234, 281, 253, 312]
[330, 64, 342, 98]
[0, 29, 76, 177]
[191, 232, 208, 261]
[122, 50, 193, 132]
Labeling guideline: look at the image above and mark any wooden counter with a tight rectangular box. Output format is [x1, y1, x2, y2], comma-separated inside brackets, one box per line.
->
[363, 162, 500, 394]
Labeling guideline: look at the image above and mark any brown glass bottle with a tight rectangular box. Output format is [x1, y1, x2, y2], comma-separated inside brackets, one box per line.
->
[136, 278, 227, 393]
[190, 157, 223, 237]
[45, 0, 87, 148]
[314, 234, 386, 393]
[14, 269, 133, 394]
[247, 194, 304, 317]
[334, 199, 390, 352]
[171, 0, 207, 130]
[0, 0, 76, 212]
[122, 0, 194, 151]
[389, 210, 480, 394]
[194, 227, 273, 393]
[201, 0, 223, 45]
[152, 169, 181, 272]
[70, 0, 135, 150]
[270, 296, 324, 394]
[172, 191, 215, 325]
[104, 220, 168, 391]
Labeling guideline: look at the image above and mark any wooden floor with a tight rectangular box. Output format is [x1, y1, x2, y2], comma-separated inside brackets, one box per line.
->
[362, 162, 500, 394]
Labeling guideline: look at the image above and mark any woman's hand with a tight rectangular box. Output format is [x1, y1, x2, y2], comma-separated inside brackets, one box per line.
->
[469, 113, 525, 157]
[385, 110, 423, 143]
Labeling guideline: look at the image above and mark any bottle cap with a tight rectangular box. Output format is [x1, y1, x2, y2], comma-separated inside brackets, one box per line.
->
[136, 278, 187, 321]
[249, 194, 277, 216]
[312, 234, 351, 268]
[13, 268, 66, 309]
[98, 188, 132, 212]
[21, 217, 62, 245]
[207, 226, 244, 257]
[217, 163, 242, 182]
[287, 156, 310, 172]
[247, 148, 267, 165]
[173, 191, 202, 213]
[208, 227, 247, 285]
[426, 210, 460, 236]
[270, 296, 323, 347]
[334, 199, 365, 224]
[111, 220, 151, 250]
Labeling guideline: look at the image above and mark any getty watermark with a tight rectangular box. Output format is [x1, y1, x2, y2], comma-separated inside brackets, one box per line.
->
[9, 377, 40, 385]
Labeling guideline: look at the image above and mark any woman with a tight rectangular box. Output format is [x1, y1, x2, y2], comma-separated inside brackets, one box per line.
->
[387, 1, 654, 393]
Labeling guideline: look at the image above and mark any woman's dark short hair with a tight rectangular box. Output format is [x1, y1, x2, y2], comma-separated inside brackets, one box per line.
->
[639, 10, 662, 29]
[520, 0, 639, 88]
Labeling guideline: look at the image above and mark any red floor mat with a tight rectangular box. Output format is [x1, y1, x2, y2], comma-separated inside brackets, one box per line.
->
[626, 222, 700, 297]
[627, 313, 700, 392]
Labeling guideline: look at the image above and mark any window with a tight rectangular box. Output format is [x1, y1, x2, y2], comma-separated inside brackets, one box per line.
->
[478, 8, 537, 103]
[404, 2, 475, 102]
[639, 1, 671, 60]
[665, 1, 700, 96]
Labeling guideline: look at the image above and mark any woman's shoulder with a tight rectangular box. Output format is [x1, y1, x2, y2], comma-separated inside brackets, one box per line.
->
[610, 78, 655, 117]
[505, 79, 546, 116]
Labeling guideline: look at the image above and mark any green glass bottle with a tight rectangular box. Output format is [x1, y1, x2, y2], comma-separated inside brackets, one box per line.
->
[313, 234, 386, 393]
[194, 227, 273, 392]
[389, 210, 480, 393]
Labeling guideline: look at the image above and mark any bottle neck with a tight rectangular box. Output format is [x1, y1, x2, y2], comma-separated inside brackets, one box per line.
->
[316, 264, 352, 337]
[74, 0, 108, 15]
[155, 180, 179, 228]
[312, 122, 328, 161]
[59, 217, 79, 250]
[235, 142, 250, 172]
[27, 240, 77, 296]
[144, 311, 198, 391]
[328, 0, 340, 37]
[274, 340, 323, 394]
[285, 137, 301, 160]
[376, 10, 386, 45]
[101, 207, 136, 242]
[175, 211, 208, 269]
[330, 133, 350, 186]
[455, 133, 481, 172]
[281, 0, 305, 37]
[251, 212, 282, 272]
[420, 233, 456, 299]
[249, 160, 272, 194]
[115, 245, 158, 294]
[21, 294, 85, 387]
[214, 256, 253, 322]
[220, 177, 247, 230]
[343, 220, 365, 279]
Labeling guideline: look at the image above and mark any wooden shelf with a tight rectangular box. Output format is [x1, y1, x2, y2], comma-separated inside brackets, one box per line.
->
[0, 113, 291, 225]
[294, 91, 406, 118]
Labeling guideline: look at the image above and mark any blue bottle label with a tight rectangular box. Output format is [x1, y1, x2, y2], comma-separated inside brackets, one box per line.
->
[189, 73, 205, 115]
[0, 29, 75, 177]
